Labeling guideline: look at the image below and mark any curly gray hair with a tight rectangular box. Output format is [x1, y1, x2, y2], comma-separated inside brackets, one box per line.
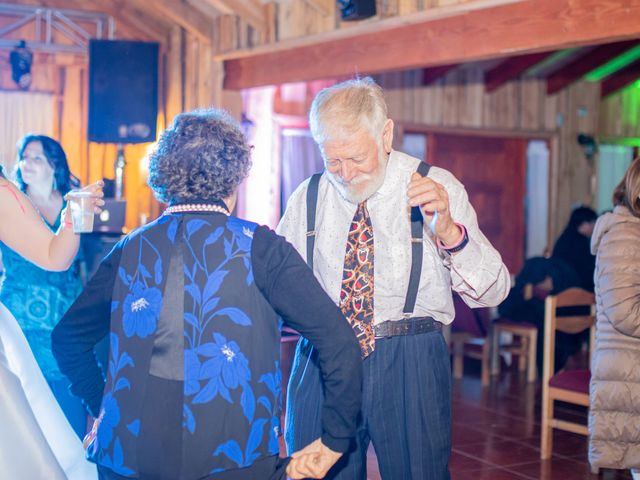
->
[147, 108, 251, 204]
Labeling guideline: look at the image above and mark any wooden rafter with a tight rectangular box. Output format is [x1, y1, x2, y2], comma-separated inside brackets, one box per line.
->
[200, 0, 266, 31]
[546, 40, 639, 95]
[186, 0, 222, 20]
[485, 51, 554, 92]
[601, 58, 640, 97]
[130, 0, 213, 43]
[300, 0, 330, 16]
[221, 0, 640, 90]
[9, 0, 158, 42]
[422, 65, 457, 85]
[93, 0, 170, 42]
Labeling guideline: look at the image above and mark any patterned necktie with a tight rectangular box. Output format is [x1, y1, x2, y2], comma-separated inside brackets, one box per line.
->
[340, 202, 375, 358]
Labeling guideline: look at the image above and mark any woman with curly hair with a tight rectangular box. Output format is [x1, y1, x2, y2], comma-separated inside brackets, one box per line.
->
[53, 109, 362, 480]
[0, 163, 101, 479]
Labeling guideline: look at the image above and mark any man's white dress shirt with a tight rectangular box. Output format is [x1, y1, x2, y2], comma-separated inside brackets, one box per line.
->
[277, 150, 510, 325]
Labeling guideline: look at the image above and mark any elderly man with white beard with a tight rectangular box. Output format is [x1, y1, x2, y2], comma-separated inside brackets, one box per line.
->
[278, 77, 510, 480]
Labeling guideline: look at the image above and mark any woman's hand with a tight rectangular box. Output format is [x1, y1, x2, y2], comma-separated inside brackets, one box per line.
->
[62, 181, 105, 226]
[287, 438, 342, 479]
[65, 181, 105, 212]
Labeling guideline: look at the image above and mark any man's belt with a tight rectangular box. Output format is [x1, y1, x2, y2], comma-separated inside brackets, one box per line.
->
[374, 316, 442, 338]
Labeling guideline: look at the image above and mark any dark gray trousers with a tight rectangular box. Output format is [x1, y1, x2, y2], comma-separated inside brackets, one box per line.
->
[285, 329, 452, 480]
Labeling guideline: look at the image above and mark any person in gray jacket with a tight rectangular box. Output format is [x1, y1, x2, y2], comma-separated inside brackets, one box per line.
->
[589, 156, 640, 479]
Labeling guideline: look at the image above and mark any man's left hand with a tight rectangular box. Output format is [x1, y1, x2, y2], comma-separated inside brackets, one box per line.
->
[407, 172, 460, 246]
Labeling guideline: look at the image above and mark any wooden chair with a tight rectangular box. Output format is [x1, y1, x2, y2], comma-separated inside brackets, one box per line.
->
[490, 284, 539, 383]
[450, 294, 492, 386]
[540, 287, 595, 460]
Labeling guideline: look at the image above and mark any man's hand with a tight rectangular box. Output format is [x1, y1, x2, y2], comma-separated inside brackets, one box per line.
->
[286, 438, 342, 479]
[408, 173, 460, 245]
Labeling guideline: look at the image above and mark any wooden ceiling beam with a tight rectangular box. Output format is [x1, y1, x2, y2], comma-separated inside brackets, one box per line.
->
[201, 0, 266, 31]
[601, 58, 640, 97]
[422, 65, 457, 85]
[221, 0, 640, 90]
[186, 0, 222, 20]
[9, 0, 157, 41]
[91, 0, 170, 42]
[129, 0, 213, 43]
[200, 0, 233, 15]
[546, 40, 639, 94]
[485, 51, 554, 92]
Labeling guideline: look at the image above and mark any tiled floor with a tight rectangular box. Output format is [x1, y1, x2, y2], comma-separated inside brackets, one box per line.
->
[365, 361, 632, 480]
[281, 339, 632, 479]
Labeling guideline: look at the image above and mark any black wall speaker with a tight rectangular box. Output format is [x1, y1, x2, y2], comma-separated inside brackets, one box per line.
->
[338, 0, 376, 21]
[88, 40, 159, 144]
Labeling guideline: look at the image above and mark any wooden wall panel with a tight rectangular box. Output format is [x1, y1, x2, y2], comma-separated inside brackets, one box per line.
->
[277, 0, 336, 41]
[599, 84, 640, 139]
[198, 42, 215, 108]
[462, 69, 485, 128]
[58, 65, 87, 181]
[520, 80, 544, 131]
[165, 26, 184, 124]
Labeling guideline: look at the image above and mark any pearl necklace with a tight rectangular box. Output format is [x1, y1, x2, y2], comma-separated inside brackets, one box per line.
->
[164, 203, 230, 216]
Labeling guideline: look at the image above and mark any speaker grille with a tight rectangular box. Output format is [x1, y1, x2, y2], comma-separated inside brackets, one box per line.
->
[88, 40, 159, 144]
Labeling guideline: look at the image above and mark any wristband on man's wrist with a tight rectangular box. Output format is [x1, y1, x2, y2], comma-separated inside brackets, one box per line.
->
[437, 224, 468, 253]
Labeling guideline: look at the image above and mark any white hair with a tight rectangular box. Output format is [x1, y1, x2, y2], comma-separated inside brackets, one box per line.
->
[309, 77, 388, 145]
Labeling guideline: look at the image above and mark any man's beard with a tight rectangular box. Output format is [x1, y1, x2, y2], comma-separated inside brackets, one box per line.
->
[326, 149, 388, 204]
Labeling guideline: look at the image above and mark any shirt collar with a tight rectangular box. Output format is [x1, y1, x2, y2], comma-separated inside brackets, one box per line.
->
[370, 150, 398, 200]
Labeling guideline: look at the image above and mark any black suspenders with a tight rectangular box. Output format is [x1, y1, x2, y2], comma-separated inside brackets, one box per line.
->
[305, 172, 322, 269]
[403, 160, 431, 316]
[305, 161, 431, 317]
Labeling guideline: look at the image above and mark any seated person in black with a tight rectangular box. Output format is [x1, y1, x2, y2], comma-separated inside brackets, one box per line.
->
[52, 109, 362, 480]
[552, 205, 597, 292]
[498, 256, 584, 372]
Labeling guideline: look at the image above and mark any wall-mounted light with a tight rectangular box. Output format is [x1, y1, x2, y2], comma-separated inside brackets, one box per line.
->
[577, 133, 598, 162]
[10, 40, 33, 90]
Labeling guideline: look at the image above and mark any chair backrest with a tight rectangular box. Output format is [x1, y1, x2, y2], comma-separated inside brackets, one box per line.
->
[451, 294, 491, 338]
[542, 287, 595, 386]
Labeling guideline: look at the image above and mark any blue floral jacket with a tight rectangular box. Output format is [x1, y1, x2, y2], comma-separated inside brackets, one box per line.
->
[89, 213, 283, 477]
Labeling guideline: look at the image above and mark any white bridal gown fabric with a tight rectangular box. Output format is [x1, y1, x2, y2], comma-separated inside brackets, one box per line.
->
[0, 302, 97, 479]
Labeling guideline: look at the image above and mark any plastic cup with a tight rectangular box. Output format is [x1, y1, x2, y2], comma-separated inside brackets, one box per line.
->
[67, 191, 95, 233]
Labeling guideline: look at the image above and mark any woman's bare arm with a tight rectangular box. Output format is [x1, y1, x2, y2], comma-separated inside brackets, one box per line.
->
[0, 179, 102, 271]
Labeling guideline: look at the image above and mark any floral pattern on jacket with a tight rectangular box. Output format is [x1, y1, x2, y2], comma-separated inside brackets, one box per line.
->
[92, 214, 283, 477]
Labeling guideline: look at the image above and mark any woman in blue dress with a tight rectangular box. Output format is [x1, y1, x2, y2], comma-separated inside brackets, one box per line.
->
[0, 165, 102, 478]
[0, 135, 86, 437]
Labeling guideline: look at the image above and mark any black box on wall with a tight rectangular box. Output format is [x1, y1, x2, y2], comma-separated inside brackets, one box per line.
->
[339, 0, 377, 21]
[88, 40, 159, 144]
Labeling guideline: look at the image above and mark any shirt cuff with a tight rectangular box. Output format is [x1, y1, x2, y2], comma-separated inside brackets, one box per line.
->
[321, 432, 352, 453]
[81, 379, 106, 417]
[437, 223, 468, 253]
